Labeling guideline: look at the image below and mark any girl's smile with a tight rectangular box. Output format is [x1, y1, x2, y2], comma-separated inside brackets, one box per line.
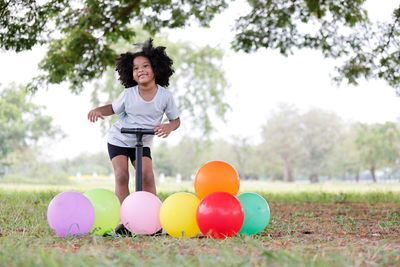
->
[133, 56, 155, 85]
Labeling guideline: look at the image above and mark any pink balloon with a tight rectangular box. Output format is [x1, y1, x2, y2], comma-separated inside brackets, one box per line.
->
[120, 191, 162, 235]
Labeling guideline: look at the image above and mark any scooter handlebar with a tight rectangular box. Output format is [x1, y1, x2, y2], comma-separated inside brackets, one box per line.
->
[120, 128, 155, 135]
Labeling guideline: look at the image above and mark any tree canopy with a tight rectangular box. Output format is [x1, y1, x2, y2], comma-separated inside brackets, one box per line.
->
[232, 0, 400, 92]
[355, 122, 400, 182]
[260, 105, 343, 183]
[260, 104, 303, 182]
[0, 0, 228, 92]
[1, 0, 399, 93]
[0, 84, 60, 166]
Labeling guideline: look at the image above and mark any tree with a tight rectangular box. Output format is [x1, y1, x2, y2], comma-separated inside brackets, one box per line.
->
[232, 1, 400, 93]
[0, 0, 228, 93]
[227, 136, 261, 180]
[355, 122, 400, 182]
[0, 84, 60, 172]
[298, 109, 342, 183]
[91, 32, 229, 135]
[152, 141, 175, 177]
[260, 104, 304, 182]
[2, 1, 399, 93]
[210, 138, 236, 166]
[169, 137, 209, 180]
[60, 151, 112, 175]
[327, 124, 362, 182]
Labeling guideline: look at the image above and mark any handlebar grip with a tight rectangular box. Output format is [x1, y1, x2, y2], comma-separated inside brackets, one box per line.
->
[121, 128, 155, 135]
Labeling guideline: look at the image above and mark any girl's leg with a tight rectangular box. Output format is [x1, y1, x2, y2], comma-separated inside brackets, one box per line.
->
[133, 157, 156, 195]
[111, 155, 130, 204]
[142, 157, 156, 194]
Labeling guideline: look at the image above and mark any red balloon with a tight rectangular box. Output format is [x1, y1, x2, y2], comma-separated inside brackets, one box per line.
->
[196, 192, 244, 239]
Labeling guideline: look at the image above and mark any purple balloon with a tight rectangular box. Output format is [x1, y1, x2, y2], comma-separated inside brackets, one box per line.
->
[47, 191, 95, 238]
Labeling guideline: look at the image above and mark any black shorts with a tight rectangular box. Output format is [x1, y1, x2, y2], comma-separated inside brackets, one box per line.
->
[107, 143, 152, 163]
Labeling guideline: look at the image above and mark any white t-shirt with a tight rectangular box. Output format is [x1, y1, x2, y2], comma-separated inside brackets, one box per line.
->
[107, 85, 179, 147]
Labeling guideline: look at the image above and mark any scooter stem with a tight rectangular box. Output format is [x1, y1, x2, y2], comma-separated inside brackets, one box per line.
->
[120, 128, 155, 191]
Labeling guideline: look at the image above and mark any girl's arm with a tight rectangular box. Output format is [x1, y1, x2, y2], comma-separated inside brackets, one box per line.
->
[88, 104, 114, 122]
[155, 117, 180, 138]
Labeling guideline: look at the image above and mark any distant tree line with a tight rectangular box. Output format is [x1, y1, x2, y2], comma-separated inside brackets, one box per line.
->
[1, 85, 399, 184]
[152, 104, 400, 183]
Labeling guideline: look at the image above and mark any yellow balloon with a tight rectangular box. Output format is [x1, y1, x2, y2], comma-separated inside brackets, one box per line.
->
[160, 192, 200, 238]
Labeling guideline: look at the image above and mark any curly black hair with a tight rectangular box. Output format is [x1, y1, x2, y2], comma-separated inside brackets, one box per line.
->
[115, 38, 174, 88]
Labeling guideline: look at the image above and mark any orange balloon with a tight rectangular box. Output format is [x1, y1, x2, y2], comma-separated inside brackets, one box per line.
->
[194, 161, 240, 199]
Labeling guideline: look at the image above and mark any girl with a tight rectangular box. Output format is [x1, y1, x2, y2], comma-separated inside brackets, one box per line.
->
[88, 39, 180, 235]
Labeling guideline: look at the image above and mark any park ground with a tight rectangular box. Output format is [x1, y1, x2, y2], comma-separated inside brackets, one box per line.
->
[1, 180, 400, 266]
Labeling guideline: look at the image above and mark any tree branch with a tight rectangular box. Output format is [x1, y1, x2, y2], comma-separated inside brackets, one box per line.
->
[383, 5, 400, 51]
[103, 0, 141, 36]
[0, 1, 11, 17]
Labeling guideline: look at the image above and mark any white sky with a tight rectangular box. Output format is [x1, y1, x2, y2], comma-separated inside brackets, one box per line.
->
[1, 0, 399, 160]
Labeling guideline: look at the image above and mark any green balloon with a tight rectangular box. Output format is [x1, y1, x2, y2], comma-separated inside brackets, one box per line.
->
[238, 192, 270, 235]
[84, 188, 120, 235]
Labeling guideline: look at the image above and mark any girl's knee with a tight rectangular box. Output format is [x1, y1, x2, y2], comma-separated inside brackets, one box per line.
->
[115, 170, 129, 185]
[142, 169, 154, 182]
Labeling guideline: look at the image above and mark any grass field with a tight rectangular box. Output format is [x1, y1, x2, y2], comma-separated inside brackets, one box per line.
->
[1, 181, 400, 266]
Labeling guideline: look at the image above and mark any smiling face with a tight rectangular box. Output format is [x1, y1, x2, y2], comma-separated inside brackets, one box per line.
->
[132, 56, 156, 86]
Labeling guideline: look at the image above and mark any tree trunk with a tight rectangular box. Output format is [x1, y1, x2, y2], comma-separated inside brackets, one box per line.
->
[283, 160, 295, 182]
[370, 167, 377, 183]
[269, 170, 275, 182]
[283, 166, 295, 182]
[310, 173, 319, 183]
[355, 172, 360, 183]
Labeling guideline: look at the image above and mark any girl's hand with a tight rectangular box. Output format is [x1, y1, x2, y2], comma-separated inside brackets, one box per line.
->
[155, 123, 173, 138]
[88, 108, 104, 122]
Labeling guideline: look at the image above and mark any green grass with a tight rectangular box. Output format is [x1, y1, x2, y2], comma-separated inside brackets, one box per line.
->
[2, 180, 400, 203]
[1, 183, 400, 266]
[0, 235, 366, 267]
